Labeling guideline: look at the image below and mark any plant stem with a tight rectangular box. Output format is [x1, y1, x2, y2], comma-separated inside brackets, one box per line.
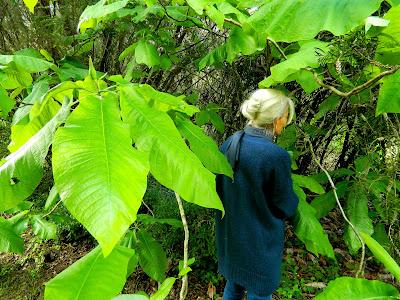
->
[304, 133, 366, 277]
[175, 192, 189, 300]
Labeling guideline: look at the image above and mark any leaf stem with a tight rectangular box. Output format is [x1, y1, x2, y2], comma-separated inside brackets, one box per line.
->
[175, 192, 189, 300]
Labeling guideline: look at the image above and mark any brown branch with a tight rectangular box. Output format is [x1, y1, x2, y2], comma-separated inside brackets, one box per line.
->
[307, 66, 400, 98]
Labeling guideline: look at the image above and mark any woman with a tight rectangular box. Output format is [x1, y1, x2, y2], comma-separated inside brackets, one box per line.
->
[216, 89, 299, 300]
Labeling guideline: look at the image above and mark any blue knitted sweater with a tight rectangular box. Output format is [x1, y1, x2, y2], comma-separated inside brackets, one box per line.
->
[216, 126, 299, 296]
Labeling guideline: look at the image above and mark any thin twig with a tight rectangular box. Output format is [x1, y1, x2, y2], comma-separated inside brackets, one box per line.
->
[175, 192, 189, 300]
[142, 201, 154, 217]
[42, 198, 63, 218]
[303, 132, 365, 277]
[307, 66, 400, 98]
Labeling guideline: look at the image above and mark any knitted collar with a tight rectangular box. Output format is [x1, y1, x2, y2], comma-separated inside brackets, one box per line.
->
[244, 125, 274, 141]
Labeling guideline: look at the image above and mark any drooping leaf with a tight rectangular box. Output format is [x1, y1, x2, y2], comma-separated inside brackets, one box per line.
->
[311, 181, 349, 219]
[0, 101, 70, 212]
[120, 85, 224, 212]
[360, 232, 400, 281]
[0, 87, 15, 118]
[45, 246, 134, 300]
[376, 69, 400, 115]
[205, 5, 225, 29]
[259, 40, 328, 88]
[174, 115, 233, 177]
[246, 0, 383, 42]
[135, 230, 168, 282]
[52, 93, 148, 256]
[31, 215, 57, 240]
[293, 185, 335, 259]
[150, 277, 176, 300]
[292, 174, 325, 194]
[135, 40, 161, 68]
[0, 217, 24, 254]
[313, 277, 400, 300]
[344, 186, 374, 253]
[44, 185, 60, 211]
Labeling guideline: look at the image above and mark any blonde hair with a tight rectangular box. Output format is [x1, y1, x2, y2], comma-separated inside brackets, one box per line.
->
[241, 89, 294, 127]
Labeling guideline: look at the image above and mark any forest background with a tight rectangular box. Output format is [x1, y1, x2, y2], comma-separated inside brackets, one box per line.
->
[0, 0, 399, 299]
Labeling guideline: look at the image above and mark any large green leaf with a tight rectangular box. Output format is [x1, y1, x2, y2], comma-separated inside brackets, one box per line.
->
[292, 174, 325, 194]
[135, 40, 161, 68]
[293, 185, 335, 259]
[314, 277, 400, 300]
[376, 6, 400, 65]
[0, 217, 24, 254]
[174, 114, 232, 177]
[246, 0, 383, 42]
[360, 232, 400, 281]
[45, 246, 134, 300]
[0, 101, 70, 212]
[120, 85, 223, 212]
[135, 230, 168, 282]
[259, 40, 328, 88]
[78, 0, 129, 31]
[9, 99, 60, 152]
[344, 186, 374, 253]
[376, 69, 400, 115]
[52, 93, 148, 256]
[0, 49, 53, 73]
[311, 181, 348, 219]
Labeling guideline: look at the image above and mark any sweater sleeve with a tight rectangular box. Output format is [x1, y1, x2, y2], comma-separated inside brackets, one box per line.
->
[268, 151, 299, 220]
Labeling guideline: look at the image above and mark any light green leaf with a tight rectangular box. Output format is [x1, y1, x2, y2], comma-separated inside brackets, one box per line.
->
[259, 40, 328, 88]
[344, 186, 374, 253]
[135, 230, 167, 282]
[365, 16, 389, 32]
[12, 49, 54, 73]
[113, 295, 149, 300]
[120, 85, 224, 213]
[53, 93, 148, 256]
[44, 185, 60, 211]
[186, 0, 209, 15]
[388, 0, 400, 6]
[45, 246, 134, 300]
[376, 6, 400, 65]
[0, 101, 70, 212]
[376, 69, 400, 115]
[216, 2, 248, 24]
[178, 266, 192, 277]
[150, 277, 176, 300]
[174, 115, 232, 177]
[9, 99, 60, 152]
[293, 185, 335, 259]
[135, 40, 161, 68]
[314, 277, 400, 300]
[78, 0, 129, 31]
[360, 232, 400, 281]
[23, 0, 38, 13]
[206, 5, 225, 29]
[0, 87, 15, 118]
[31, 215, 57, 240]
[292, 174, 325, 194]
[247, 0, 383, 42]
[0, 217, 24, 254]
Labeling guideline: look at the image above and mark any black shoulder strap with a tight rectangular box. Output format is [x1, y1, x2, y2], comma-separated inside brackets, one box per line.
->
[224, 130, 245, 170]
